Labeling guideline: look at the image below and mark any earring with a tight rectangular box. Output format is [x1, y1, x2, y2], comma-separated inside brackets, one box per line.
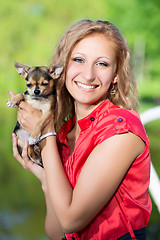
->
[110, 84, 116, 96]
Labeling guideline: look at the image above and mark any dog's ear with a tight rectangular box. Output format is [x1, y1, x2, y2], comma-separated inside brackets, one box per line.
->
[14, 61, 30, 79]
[49, 64, 63, 79]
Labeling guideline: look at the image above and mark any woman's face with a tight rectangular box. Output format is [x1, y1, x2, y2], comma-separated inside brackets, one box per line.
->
[65, 33, 117, 107]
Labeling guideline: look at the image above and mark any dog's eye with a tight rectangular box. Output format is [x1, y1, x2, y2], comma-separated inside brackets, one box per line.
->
[27, 84, 33, 88]
[41, 83, 48, 86]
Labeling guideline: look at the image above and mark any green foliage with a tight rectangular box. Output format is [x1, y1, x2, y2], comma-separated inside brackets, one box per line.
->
[0, 0, 160, 239]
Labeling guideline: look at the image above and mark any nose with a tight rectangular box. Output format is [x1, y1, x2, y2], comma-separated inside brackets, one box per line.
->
[82, 64, 95, 81]
[34, 89, 41, 95]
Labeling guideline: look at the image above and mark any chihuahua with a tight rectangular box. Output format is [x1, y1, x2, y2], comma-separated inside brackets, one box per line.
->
[7, 61, 63, 167]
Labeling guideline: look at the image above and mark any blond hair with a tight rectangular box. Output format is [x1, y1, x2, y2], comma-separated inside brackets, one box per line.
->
[50, 20, 138, 132]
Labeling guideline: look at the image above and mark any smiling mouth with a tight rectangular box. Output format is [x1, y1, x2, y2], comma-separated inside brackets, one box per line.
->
[76, 81, 98, 89]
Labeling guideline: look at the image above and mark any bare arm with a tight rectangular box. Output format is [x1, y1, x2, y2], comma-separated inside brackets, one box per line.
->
[41, 122, 145, 234]
[42, 179, 65, 240]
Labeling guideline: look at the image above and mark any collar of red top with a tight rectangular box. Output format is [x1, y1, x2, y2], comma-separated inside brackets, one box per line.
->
[58, 99, 115, 143]
[77, 99, 113, 130]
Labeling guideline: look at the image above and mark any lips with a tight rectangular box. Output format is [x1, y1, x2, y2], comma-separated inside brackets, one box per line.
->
[75, 81, 98, 90]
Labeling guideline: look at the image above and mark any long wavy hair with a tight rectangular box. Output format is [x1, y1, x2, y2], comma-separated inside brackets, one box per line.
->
[50, 19, 138, 132]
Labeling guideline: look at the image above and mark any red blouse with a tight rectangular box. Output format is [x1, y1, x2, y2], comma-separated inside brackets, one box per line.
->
[58, 99, 152, 240]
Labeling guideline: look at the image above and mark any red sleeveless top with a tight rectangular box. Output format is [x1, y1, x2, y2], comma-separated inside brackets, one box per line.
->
[58, 99, 152, 240]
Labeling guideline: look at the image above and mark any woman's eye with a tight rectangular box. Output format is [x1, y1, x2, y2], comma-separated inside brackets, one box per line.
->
[72, 57, 84, 63]
[97, 62, 109, 67]
[41, 82, 48, 86]
[27, 83, 33, 88]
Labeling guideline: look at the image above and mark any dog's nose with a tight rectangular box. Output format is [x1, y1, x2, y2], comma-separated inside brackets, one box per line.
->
[34, 89, 41, 95]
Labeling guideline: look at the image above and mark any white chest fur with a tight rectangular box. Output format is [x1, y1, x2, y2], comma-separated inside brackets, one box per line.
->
[25, 95, 53, 113]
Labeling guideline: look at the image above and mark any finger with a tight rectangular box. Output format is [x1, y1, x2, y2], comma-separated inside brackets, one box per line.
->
[19, 101, 32, 110]
[22, 141, 29, 159]
[17, 108, 29, 128]
[22, 141, 33, 170]
[17, 109, 23, 125]
[8, 90, 15, 98]
[12, 133, 25, 166]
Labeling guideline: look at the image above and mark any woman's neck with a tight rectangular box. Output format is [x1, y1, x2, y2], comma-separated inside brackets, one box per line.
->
[67, 100, 104, 154]
[74, 100, 104, 121]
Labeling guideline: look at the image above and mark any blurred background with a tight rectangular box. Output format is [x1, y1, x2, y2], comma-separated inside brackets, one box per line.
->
[0, 0, 160, 239]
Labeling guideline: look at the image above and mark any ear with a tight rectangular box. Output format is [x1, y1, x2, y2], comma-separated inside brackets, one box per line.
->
[49, 64, 63, 79]
[14, 61, 30, 79]
[112, 75, 118, 84]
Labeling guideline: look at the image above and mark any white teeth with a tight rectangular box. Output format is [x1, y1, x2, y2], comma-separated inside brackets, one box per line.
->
[76, 82, 96, 89]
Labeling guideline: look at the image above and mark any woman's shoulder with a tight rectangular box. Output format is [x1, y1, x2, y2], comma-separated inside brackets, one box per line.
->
[94, 99, 141, 124]
[108, 107, 145, 134]
[97, 103, 141, 127]
[109, 107, 143, 127]
[95, 106, 149, 146]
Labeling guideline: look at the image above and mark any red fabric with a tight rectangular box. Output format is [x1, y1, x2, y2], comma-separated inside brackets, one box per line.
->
[58, 99, 152, 240]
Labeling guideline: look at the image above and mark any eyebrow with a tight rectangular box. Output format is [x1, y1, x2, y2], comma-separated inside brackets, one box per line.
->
[97, 56, 111, 61]
[72, 53, 111, 61]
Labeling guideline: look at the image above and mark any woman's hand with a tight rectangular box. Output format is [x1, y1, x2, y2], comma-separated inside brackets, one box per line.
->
[8, 91, 42, 134]
[17, 101, 42, 134]
[12, 132, 46, 183]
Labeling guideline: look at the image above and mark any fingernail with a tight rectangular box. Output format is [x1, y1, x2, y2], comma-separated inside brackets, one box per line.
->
[12, 133, 16, 141]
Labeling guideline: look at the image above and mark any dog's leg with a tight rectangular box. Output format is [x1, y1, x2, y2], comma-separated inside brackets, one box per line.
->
[7, 94, 24, 108]
[33, 144, 41, 157]
[28, 145, 43, 166]
[29, 110, 53, 145]
[28, 145, 41, 158]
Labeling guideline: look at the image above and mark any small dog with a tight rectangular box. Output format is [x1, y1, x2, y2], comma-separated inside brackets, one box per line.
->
[7, 61, 63, 167]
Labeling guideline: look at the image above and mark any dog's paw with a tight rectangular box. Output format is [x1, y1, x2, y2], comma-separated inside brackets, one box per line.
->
[7, 98, 17, 108]
[29, 137, 37, 145]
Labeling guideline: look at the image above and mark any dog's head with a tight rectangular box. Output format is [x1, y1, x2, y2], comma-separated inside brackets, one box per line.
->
[14, 61, 63, 96]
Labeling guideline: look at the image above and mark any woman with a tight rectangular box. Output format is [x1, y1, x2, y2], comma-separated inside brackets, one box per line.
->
[10, 20, 152, 240]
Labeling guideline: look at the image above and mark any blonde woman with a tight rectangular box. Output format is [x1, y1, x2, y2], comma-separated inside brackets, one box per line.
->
[10, 20, 152, 240]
